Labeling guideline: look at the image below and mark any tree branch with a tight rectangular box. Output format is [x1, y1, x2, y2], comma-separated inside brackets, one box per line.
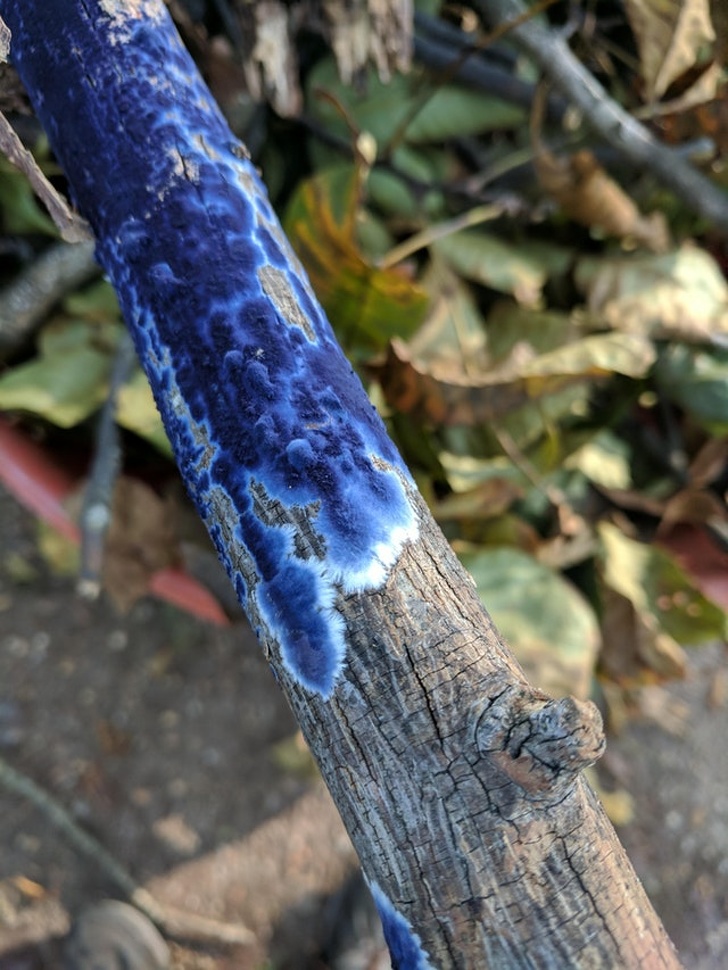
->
[0, 239, 98, 361]
[475, 0, 728, 234]
[0, 1, 682, 966]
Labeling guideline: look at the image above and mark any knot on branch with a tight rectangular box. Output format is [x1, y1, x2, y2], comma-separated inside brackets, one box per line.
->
[473, 679, 605, 800]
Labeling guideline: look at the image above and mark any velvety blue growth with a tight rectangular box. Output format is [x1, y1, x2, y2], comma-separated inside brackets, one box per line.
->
[369, 881, 434, 970]
[1, 0, 418, 697]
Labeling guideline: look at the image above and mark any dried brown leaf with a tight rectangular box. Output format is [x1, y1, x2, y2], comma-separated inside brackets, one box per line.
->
[599, 583, 688, 685]
[657, 487, 726, 534]
[102, 477, 180, 612]
[625, 0, 716, 101]
[534, 148, 670, 252]
[688, 435, 728, 487]
[377, 331, 654, 427]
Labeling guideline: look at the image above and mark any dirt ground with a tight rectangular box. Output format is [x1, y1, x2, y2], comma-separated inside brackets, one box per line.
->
[0, 481, 726, 969]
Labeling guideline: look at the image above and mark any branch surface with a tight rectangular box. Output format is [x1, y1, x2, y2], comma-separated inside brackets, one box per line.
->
[0, 1, 683, 966]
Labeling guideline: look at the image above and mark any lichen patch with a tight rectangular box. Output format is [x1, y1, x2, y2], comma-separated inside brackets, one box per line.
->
[258, 265, 315, 341]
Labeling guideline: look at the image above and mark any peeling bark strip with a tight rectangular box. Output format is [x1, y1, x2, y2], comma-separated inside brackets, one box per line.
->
[0, 2, 682, 966]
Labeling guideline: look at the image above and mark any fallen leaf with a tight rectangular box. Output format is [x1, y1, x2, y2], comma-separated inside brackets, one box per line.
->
[306, 55, 526, 148]
[284, 164, 429, 351]
[460, 546, 601, 699]
[599, 581, 688, 684]
[0, 317, 121, 428]
[433, 229, 572, 306]
[575, 244, 728, 340]
[534, 148, 670, 251]
[599, 520, 728, 647]
[102, 477, 180, 612]
[432, 478, 523, 523]
[657, 486, 726, 533]
[565, 431, 633, 490]
[376, 331, 654, 427]
[625, 0, 716, 101]
[688, 435, 728, 487]
[655, 343, 728, 434]
[486, 300, 578, 363]
[438, 452, 529, 493]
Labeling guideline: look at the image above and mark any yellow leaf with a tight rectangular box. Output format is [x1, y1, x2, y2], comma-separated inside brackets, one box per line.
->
[284, 165, 428, 350]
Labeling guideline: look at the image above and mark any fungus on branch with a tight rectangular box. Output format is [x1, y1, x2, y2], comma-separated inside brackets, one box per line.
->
[0, 1, 683, 966]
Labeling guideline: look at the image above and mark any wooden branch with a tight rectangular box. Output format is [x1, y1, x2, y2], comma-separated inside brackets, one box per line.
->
[0, 239, 98, 360]
[0, 1, 682, 966]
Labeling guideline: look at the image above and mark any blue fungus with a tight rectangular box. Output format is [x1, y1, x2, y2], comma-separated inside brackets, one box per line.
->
[369, 882, 434, 970]
[3, 0, 419, 698]
[286, 438, 315, 471]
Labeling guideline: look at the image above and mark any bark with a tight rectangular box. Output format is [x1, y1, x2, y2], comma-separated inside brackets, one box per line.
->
[0, 1, 682, 967]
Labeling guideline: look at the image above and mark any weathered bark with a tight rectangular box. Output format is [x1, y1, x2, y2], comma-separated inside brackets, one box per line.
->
[0, 2, 681, 967]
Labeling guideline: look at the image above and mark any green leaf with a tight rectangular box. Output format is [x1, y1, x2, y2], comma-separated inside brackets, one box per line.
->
[0, 318, 120, 427]
[654, 344, 728, 434]
[306, 57, 525, 148]
[599, 521, 728, 644]
[366, 146, 446, 220]
[565, 430, 633, 490]
[494, 384, 591, 451]
[459, 546, 601, 699]
[519, 332, 656, 380]
[434, 230, 573, 305]
[439, 452, 529, 493]
[0, 157, 57, 237]
[486, 301, 577, 362]
[405, 89, 525, 143]
[116, 368, 172, 455]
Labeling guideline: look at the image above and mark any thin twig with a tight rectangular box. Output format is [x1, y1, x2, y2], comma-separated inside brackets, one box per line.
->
[78, 329, 137, 600]
[0, 109, 92, 243]
[0, 240, 98, 361]
[385, 0, 561, 155]
[0, 754, 255, 946]
[378, 202, 505, 269]
[474, 0, 728, 234]
[413, 18, 567, 122]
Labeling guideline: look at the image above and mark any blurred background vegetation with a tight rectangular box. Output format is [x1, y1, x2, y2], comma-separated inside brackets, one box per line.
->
[0, 0, 727, 728]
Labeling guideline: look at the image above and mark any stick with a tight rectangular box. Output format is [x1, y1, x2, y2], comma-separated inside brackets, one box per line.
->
[0, 754, 255, 946]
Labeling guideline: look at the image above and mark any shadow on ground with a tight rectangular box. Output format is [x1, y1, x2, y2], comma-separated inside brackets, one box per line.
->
[0, 484, 726, 968]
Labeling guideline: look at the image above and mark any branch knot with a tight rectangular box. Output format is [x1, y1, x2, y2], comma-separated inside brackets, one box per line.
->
[473, 678, 605, 799]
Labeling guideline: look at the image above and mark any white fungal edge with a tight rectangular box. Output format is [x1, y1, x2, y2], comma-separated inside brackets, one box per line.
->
[367, 878, 436, 970]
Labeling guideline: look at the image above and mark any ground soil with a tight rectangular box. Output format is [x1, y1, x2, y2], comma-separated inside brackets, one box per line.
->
[0, 483, 726, 969]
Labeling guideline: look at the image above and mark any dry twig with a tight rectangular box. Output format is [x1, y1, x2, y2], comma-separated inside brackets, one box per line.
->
[0, 240, 98, 360]
[0, 754, 255, 947]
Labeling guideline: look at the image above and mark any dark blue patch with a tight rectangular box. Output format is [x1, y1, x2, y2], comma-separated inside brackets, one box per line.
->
[4, 0, 417, 697]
